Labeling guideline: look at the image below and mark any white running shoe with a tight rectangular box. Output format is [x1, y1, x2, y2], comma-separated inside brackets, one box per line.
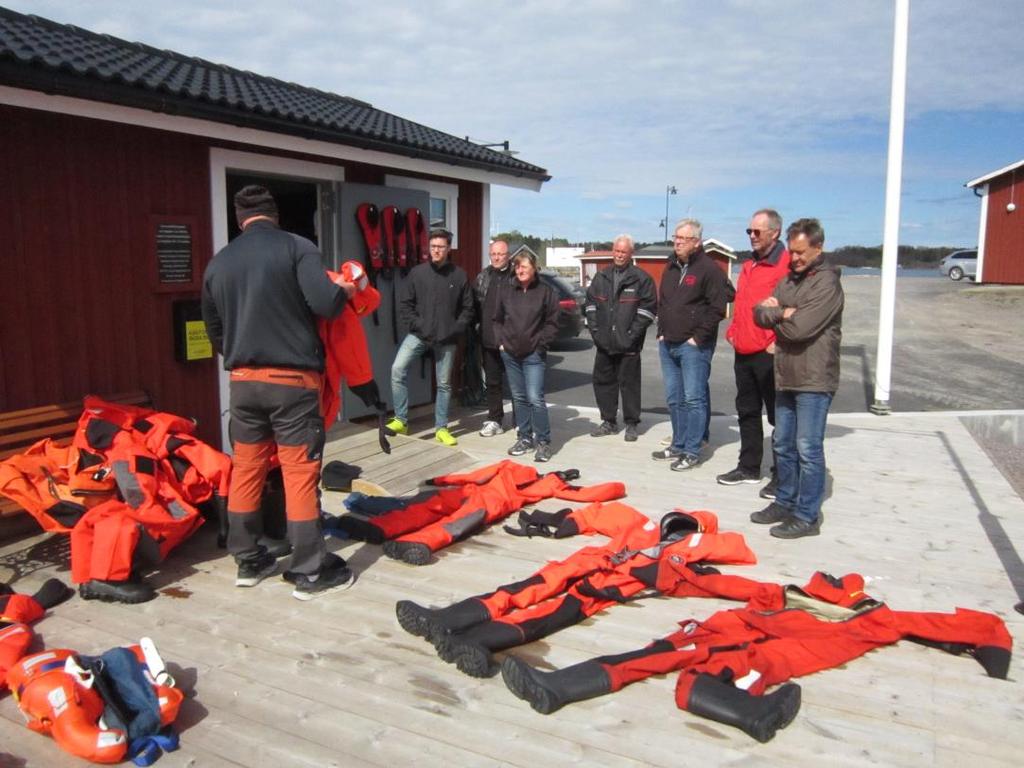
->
[479, 420, 505, 437]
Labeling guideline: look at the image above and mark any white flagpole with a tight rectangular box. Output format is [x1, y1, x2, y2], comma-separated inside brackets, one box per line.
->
[871, 0, 910, 415]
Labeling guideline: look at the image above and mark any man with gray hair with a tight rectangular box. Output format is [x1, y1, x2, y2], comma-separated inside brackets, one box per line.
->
[585, 234, 657, 441]
[652, 219, 733, 470]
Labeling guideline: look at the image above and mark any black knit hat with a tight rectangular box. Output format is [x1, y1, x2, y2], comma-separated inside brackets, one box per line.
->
[234, 184, 278, 227]
[321, 460, 362, 492]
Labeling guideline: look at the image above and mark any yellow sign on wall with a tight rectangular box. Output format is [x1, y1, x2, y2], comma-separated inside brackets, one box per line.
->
[184, 320, 213, 361]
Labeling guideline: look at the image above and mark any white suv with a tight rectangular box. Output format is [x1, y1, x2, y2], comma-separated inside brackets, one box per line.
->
[939, 249, 977, 281]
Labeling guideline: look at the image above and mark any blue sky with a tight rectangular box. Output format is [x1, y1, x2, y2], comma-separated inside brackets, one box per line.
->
[8, 0, 1023, 248]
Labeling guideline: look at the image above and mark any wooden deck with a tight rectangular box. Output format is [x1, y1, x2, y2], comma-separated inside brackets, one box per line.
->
[2, 407, 1023, 767]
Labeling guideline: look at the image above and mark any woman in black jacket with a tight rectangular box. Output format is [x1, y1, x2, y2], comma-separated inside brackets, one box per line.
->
[492, 252, 560, 462]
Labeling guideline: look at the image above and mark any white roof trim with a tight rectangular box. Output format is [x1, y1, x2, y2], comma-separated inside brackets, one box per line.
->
[0, 84, 544, 192]
[965, 158, 1024, 188]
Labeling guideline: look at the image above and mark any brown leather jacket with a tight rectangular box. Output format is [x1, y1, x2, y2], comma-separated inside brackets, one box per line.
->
[754, 261, 843, 393]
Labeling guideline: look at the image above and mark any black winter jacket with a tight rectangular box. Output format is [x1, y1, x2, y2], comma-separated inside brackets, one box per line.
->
[399, 259, 474, 346]
[656, 248, 733, 345]
[473, 264, 513, 349]
[492, 276, 560, 359]
[585, 263, 658, 354]
[201, 220, 345, 371]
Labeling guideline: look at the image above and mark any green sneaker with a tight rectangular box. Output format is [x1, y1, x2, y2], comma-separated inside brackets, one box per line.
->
[385, 418, 408, 435]
[435, 427, 458, 447]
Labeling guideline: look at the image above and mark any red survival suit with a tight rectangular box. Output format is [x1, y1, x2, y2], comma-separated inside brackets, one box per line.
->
[0, 397, 230, 594]
[320, 261, 381, 426]
[1, 579, 74, 690]
[395, 506, 757, 676]
[500, 571, 1013, 742]
[8, 639, 183, 764]
[334, 460, 627, 565]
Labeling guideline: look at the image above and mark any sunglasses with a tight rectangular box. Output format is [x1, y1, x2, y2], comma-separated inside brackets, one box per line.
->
[745, 228, 762, 237]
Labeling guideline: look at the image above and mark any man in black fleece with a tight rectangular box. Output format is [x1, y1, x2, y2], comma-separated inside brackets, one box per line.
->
[653, 218, 733, 471]
[202, 185, 355, 599]
[387, 228, 474, 446]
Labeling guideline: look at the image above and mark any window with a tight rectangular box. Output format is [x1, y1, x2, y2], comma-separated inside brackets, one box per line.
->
[385, 174, 459, 247]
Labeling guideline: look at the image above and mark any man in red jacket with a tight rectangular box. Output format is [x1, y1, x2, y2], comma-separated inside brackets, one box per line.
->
[719, 209, 790, 498]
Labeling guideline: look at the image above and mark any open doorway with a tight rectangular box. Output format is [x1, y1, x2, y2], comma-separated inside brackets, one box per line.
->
[225, 173, 323, 245]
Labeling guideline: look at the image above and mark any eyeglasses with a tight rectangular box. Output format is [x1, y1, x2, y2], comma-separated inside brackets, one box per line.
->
[745, 229, 762, 237]
[673, 235, 699, 242]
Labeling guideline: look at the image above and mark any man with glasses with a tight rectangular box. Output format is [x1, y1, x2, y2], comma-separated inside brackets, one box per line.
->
[751, 218, 843, 539]
[718, 209, 791, 498]
[585, 235, 657, 442]
[387, 228, 473, 446]
[652, 219, 732, 471]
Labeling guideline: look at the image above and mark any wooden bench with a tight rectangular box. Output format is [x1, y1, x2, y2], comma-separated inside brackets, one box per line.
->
[0, 390, 151, 519]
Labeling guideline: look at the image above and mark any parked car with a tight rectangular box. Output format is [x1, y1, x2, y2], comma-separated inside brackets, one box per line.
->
[538, 270, 585, 342]
[939, 249, 978, 281]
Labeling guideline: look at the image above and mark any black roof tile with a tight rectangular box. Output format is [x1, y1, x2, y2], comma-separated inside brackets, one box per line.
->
[0, 7, 549, 182]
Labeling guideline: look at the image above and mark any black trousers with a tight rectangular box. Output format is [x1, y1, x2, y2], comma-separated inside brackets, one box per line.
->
[593, 348, 642, 426]
[733, 351, 776, 475]
[482, 345, 507, 422]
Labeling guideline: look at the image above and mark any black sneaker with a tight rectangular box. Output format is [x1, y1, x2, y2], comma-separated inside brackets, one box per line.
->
[534, 442, 552, 462]
[750, 502, 791, 525]
[651, 447, 682, 461]
[770, 515, 821, 539]
[507, 437, 535, 456]
[716, 468, 761, 485]
[287, 553, 354, 600]
[235, 550, 277, 587]
[670, 454, 701, 471]
[590, 421, 618, 437]
[759, 476, 779, 500]
[623, 424, 638, 442]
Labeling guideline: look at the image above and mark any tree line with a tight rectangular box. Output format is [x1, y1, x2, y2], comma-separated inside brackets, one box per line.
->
[493, 230, 963, 269]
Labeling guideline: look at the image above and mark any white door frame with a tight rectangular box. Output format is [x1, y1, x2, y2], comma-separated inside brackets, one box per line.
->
[208, 148, 345, 449]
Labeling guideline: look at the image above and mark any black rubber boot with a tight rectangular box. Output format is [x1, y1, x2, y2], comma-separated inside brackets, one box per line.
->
[435, 621, 523, 677]
[329, 515, 386, 545]
[79, 577, 157, 604]
[212, 494, 229, 548]
[395, 597, 490, 640]
[501, 656, 611, 714]
[31, 578, 74, 609]
[684, 674, 802, 743]
[381, 539, 432, 565]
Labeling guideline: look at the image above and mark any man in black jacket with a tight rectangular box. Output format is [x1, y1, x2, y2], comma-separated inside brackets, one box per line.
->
[387, 229, 474, 446]
[473, 240, 513, 437]
[652, 219, 733, 471]
[202, 185, 355, 599]
[585, 235, 657, 442]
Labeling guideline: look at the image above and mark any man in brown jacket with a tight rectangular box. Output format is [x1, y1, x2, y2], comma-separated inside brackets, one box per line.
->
[749, 218, 843, 539]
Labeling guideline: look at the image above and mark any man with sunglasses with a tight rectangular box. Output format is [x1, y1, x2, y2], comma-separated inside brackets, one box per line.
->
[719, 209, 791, 498]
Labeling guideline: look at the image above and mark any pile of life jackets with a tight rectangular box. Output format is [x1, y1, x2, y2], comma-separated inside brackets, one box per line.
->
[2, 580, 183, 764]
[0, 396, 230, 585]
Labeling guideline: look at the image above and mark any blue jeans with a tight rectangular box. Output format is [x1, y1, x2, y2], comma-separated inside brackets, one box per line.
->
[659, 338, 715, 457]
[772, 390, 833, 523]
[501, 350, 551, 444]
[390, 334, 455, 429]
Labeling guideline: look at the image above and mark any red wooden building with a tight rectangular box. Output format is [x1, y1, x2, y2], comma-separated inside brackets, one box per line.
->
[0, 9, 549, 448]
[966, 159, 1024, 285]
[577, 239, 736, 291]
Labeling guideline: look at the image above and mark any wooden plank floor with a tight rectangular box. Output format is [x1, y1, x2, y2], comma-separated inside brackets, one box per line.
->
[1, 407, 1023, 767]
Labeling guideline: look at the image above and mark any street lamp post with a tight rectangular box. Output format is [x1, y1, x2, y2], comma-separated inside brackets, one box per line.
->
[664, 185, 677, 243]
